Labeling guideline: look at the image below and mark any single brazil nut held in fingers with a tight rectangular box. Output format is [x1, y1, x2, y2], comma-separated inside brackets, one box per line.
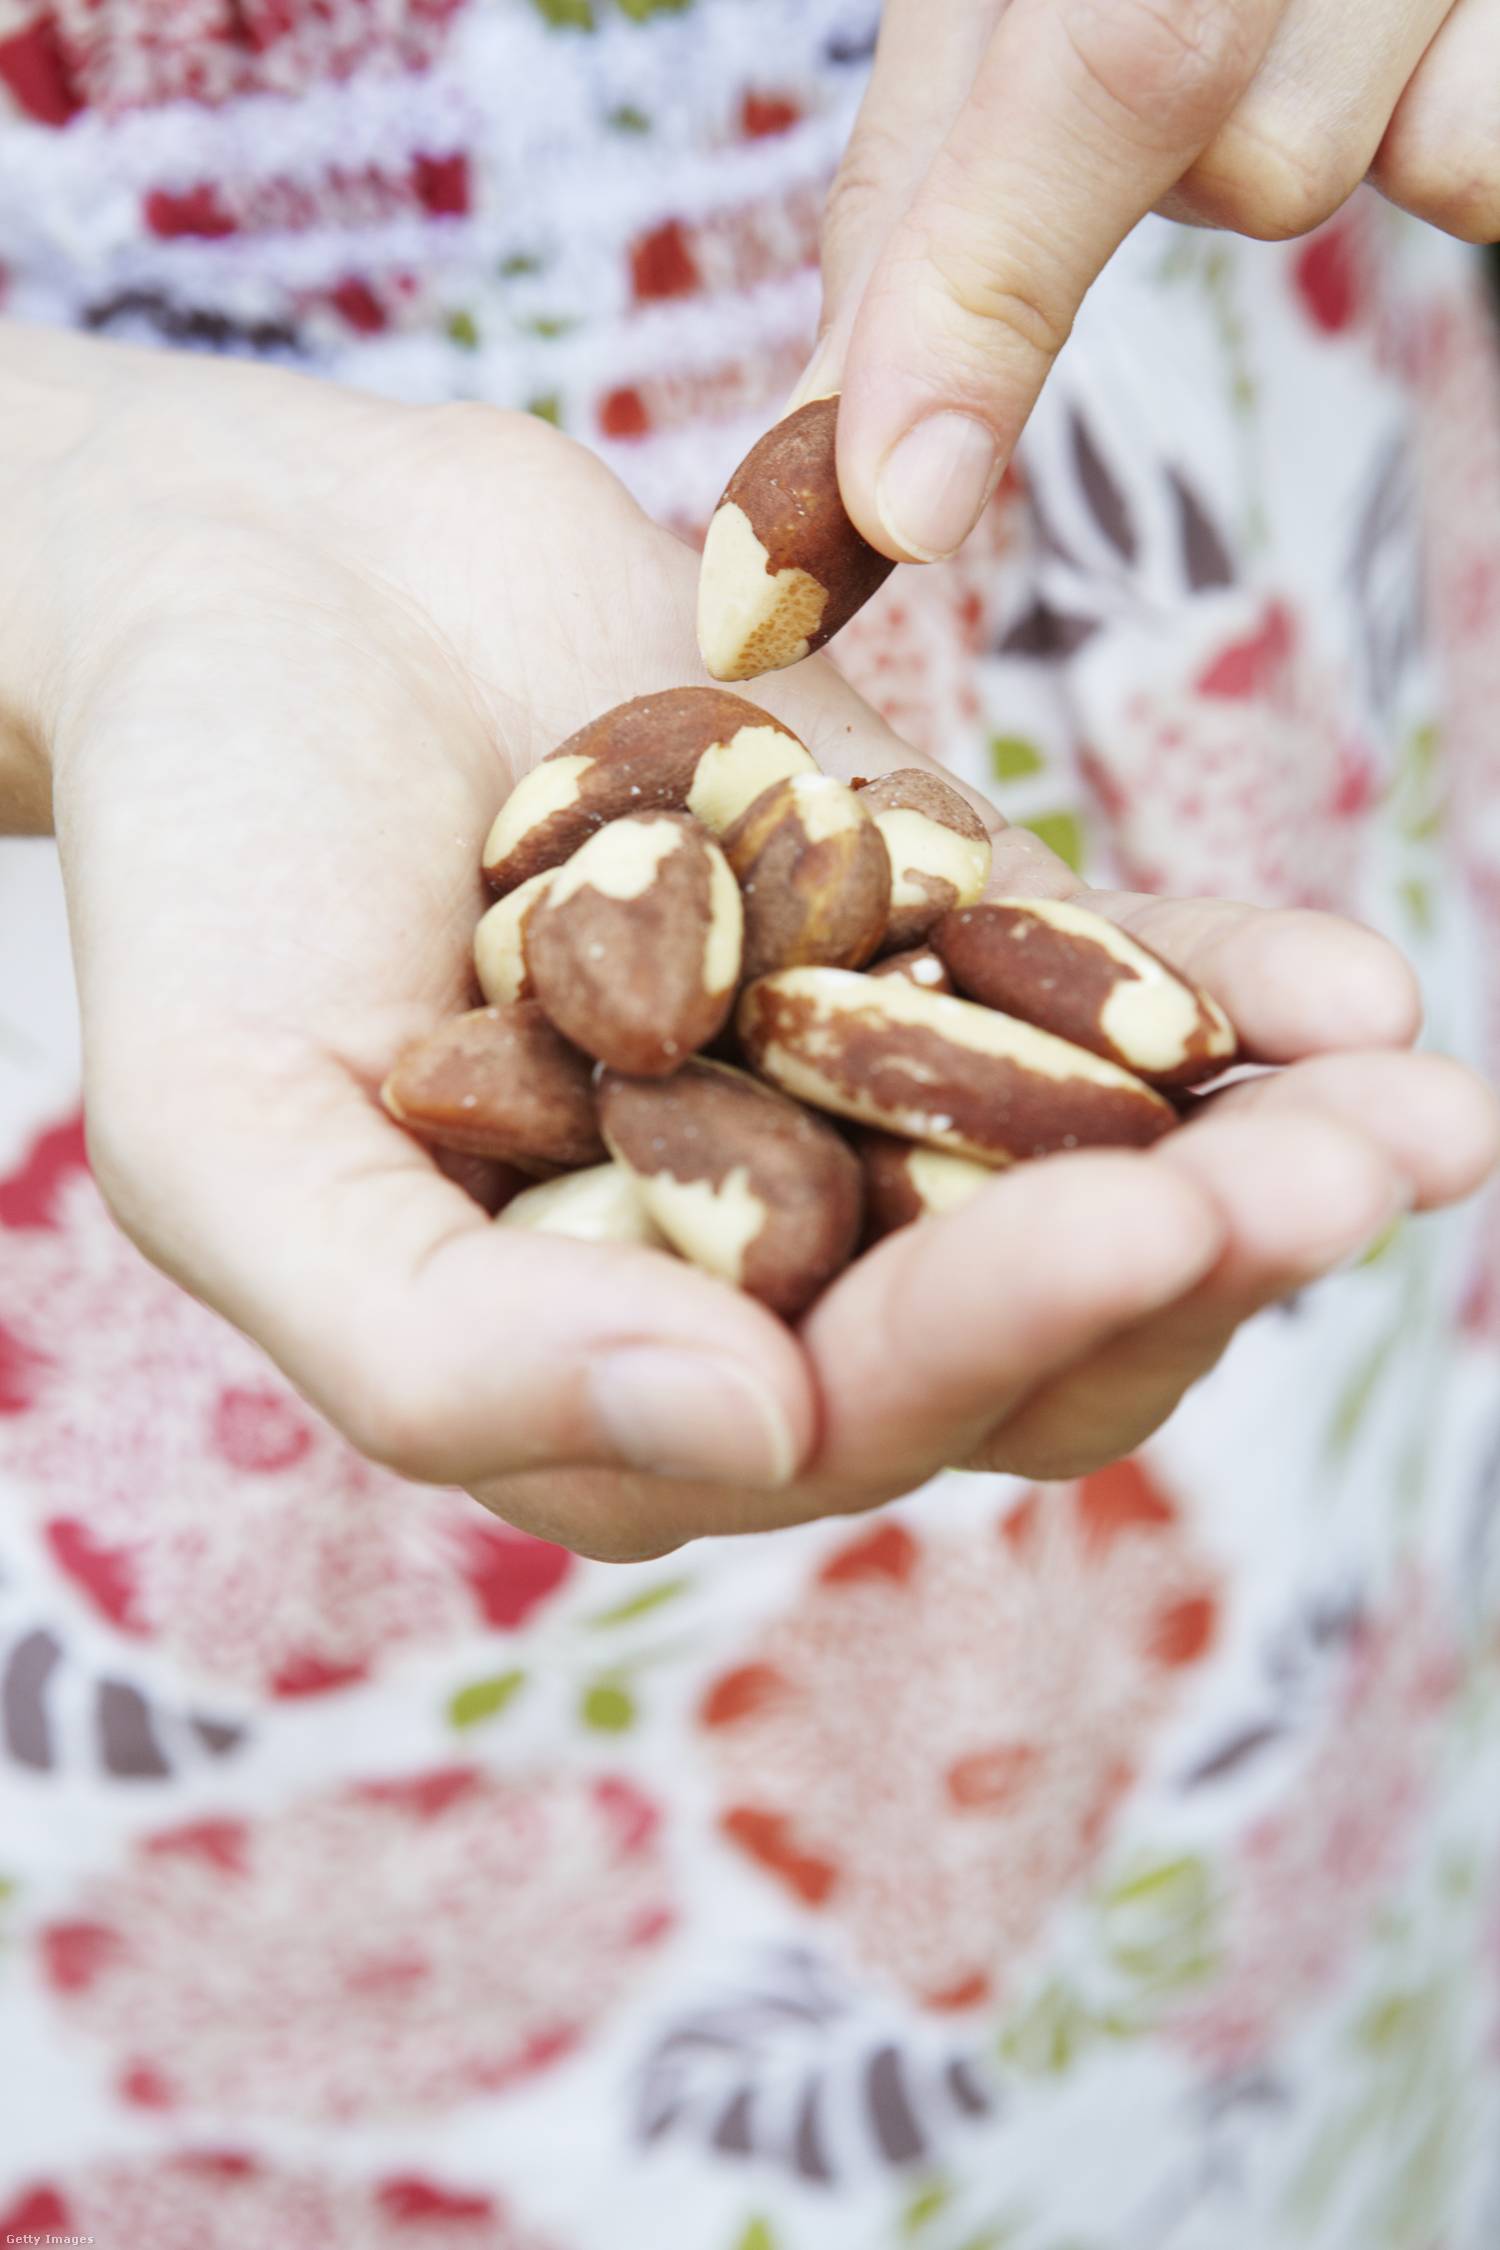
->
[855, 769, 992, 950]
[523, 811, 743, 1076]
[481, 688, 816, 894]
[497, 1162, 670, 1249]
[697, 397, 897, 681]
[866, 944, 954, 994]
[598, 1058, 864, 1318]
[380, 1003, 604, 1171]
[473, 868, 553, 1005]
[721, 770, 891, 978]
[934, 898, 1238, 1090]
[738, 967, 1176, 1165]
[858, 1130, 995, 1241]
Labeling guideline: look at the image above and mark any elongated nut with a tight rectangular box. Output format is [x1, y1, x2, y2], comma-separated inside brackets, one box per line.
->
[524, 812, 743, 1076]
[934, 899, 1238, 1089]
[474, 869, 553, 1005]
[498, 1162, 669, 1248]
[381, 1003, 603, 1171]
[859, 1131, 995, 1240]
[722, 771, 891, 978]
[482, 689, 816, 894]
[856, 770, 992, 950]
[697, 398, 896, 681]
[737, 967, 1175, 1166]
[599, 1059, 862, 1316]
[867, 946, 954, 994]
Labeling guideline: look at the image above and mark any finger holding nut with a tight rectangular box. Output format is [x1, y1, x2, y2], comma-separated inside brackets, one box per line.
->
[738, 966, 1176, 1166]
[858, 1130, 996, 1241]
[482, 689, 817, 894]
[855, 769, 992, 950]
[381, 1002, 604, 1171]
[722, 770, 891, 979]
[498, 1162, 670, 1249]
[523, 811, 743, 1076]
[934, 899, 1238, 1089]
[599, 1058, 863, 1317]
[697, 397, 896, 682]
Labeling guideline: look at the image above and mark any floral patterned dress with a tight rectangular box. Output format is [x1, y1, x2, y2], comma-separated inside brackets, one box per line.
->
[2, 4, 1500, 2247]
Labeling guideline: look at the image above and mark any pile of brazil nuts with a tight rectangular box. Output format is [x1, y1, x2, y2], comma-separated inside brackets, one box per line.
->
[381, 679, 1238, 1321]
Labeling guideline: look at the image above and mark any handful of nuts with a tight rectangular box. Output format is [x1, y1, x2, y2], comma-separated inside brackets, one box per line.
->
[381, 685, 1238, 1321]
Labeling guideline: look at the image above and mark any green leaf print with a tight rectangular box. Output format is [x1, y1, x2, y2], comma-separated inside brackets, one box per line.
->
[899, 2178, 954, 2236]
[445, 309, 480, 350]
[1326, 1325, 1400, 1459]
[447, 1669, 527, 1730]
[526, 393, 563, 427]
[732, 2220, 779, 2250]
[608, 103, 653, 133]
[988, 734, 1044, 783]
[530, 0, 595, 28]
[581, 1680, 637, 1732]
[586, 1576, 692, 1628]
[1097, 1852, 1219, 1996]
[1022, 810, 1086, 872]
[616, 0, 696, 19]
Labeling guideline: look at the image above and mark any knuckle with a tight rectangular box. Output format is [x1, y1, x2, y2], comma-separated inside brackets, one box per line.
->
[331, 1342, 456, 1483]
[825, 117, 910, 247]
[1375, 123, 1500, 246]
[1059, 0, 1253, 141]
[914, 220, 1075, 365]
[1189, 117, 1359, 241]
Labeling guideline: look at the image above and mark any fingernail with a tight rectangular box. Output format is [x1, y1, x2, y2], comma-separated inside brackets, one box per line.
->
[876, 413, 1003, 562]
[588, 1349, 798, 1489]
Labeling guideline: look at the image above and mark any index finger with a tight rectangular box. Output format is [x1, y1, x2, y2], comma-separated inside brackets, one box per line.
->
[836, 0, 1281, 563]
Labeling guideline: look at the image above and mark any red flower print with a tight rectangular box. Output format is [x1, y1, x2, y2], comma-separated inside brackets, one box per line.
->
[0, 1117, 572, 1693]
[700, 1462, 1221, 2011]
[1174, 1577, 1457, 2073]
[1292, 210, 1375, 337]
[1080, 596, 1376, 908]
[36, 1767, 673, 2119]
[0, 2155, 563, 2250]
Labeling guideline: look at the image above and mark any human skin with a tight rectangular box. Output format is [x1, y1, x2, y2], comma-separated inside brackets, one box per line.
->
[802, 0, 1500, 563]
[0, 323, 1495, 1560]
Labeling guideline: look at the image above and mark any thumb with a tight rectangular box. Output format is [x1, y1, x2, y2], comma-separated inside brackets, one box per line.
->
[835, 0, 1276, 563]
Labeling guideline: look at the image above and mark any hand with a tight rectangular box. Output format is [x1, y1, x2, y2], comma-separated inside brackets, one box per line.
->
[807, 0, 1500, 565]
[4, 326, 1494, 1561]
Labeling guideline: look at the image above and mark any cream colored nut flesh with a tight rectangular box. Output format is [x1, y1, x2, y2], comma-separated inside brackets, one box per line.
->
[935, 897, 1237, 1088]
[877, 808, 991, 913]
[697, 503, 827, 683]
[473, 870, 554, 1006]
[738, 966, 1174, 1166]
[686, 723, 819, 833]
[860, 1130, 995, 1239]
[482, 757, 594, 891]
[723, 770, 891, 978]
[498, 1163, 669, 1248]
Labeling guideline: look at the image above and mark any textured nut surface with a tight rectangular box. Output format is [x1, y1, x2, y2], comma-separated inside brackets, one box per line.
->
[380, 1003, 604, 1170]
[498, 1162, 668, 1248]
[935, 899, 1238, 1088]
[473, 869, 553, 1006]
[859, 1131, 995, 1239]
[697, 398, 897, 681]
[482, 688, 815, 894]
[738, 967, 1175, 1165]
[524, 811, 743, 1076]
[722, 771, 891, 979]
[866, 945, 954, 994]
[599, 1058, 862, 1316]
[856, 770, 992, 950]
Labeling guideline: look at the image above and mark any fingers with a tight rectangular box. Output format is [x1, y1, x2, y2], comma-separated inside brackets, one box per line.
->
[86, 1046, 816, 1495]
[1372, 0, 1500, 243]
[1168, 0, 1458, 236]
[835, 0, 1280, 563]
[981, 1099, 1403, 1479]
[800, 1150, 1224, 1500]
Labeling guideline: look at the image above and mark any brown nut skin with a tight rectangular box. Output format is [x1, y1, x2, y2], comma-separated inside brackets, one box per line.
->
[482, 688, 816, 894]
[934, 899, 1239, 1090]
[598, 1059, 862, 1317]
[722, 771, 892, 979]
[866, 945, 954, 995]
[858, 1130, 995, 1241]
[856, 769, 992, 951]
[697, 397, 897, 681]
[523, 811, 743, 1077]
[737, 967, 1176, 1166]
[380, 1003, 604, 1171]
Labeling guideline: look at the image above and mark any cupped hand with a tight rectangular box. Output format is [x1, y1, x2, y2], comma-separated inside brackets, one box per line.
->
[805, 0, 1500, 566]
[6, 328, 1494, 1561]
